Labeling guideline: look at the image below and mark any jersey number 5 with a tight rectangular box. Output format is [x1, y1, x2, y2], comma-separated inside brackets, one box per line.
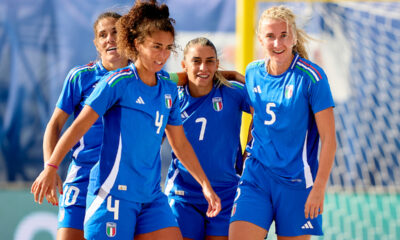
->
[264, 103, 276, 125]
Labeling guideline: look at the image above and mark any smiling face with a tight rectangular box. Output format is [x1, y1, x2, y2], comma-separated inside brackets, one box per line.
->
[258, 18, 297, 71]
[135, 30, 174, 74]
[182, 45, 218, 96]
[93, 17, 123, 68]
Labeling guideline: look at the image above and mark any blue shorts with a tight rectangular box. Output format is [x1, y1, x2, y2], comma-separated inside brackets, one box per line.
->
[58, 163, 91, 230]
[230, 157, 323, 237]
[169, 189, 236, 240]
[84, 191, 178, 240]
[58, 204, 85, 230]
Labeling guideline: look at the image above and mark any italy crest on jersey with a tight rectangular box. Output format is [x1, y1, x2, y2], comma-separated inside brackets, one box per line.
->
[165, 94, 172, 109]
[212, 97, 223, 111]
[106, 222, 116, 237]
[285, 85, 294, 99]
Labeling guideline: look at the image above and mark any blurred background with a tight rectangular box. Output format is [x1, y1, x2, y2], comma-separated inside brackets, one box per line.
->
[0, 0, 399, 239]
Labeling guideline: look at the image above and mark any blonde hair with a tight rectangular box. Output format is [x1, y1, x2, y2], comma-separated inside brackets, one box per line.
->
[258, 5, 311, 60]
[183, 37, 231, 88]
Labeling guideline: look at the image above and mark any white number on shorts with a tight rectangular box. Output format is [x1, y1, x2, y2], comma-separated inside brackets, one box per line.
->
[195, 117, 207, 141]
[264, 102, 276, 125]
[64, 186, 80, 206]
[107, 196, 120, 220]
[155, 111, 164, 134]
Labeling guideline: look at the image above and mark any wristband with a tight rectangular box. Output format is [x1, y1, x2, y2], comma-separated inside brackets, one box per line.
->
[46, 163, 59, 170]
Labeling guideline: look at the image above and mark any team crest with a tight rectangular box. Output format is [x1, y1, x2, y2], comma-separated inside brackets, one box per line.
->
[285, 85, 294, 99]
[212, 97, 223, 112]
[165, 94, 172, 109]
[106, 222, 117, 237]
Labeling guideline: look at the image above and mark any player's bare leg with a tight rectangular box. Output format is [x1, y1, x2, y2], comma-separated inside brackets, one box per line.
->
[57, 228, 85, 240]
[229, 221, 267, 240]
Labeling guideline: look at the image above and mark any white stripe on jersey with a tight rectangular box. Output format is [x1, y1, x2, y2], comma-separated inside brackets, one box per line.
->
[72, 137, 85, 159]
[302, 131, 314, 188]
[184, 85, 190, 95]
[107, 71, 132, 86]
[228, 80, 245, 87]
[84, 134, 123, 224]
[64, 164, 81, 184]
[164, 167, 180, 196]
[296, 61, 319, 82]
[68, 64, 96, 82]
[290, 54, 299, 69]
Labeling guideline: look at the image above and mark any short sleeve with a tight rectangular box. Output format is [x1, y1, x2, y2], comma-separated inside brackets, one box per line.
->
[308, 67, 335, 113]
[85, 74, 123, 117]
[56, 68, 82, 114]
[229, 81, 251, 114]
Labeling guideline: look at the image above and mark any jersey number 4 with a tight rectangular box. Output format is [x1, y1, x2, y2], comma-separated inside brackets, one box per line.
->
[155, 111, 164, 134]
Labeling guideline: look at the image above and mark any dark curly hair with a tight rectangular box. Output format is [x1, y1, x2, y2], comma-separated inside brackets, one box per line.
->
[116, 0, 176, 61]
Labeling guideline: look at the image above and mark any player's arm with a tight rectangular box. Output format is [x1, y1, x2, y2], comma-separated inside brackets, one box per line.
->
[165, 124, 221, 217]
[42, 108, 70, 204]
[43, 108, 69, 161]
[304, 107, 336, 219]
[221, 70, 245, 84]
[32, 105, 99, 204]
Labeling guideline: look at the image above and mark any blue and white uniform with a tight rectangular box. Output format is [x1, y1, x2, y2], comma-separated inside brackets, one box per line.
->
[230, 54, 335, 237]
[56, 61, 107, 230]
[165, 81, 250, 239]
[84, 63, 181, 240]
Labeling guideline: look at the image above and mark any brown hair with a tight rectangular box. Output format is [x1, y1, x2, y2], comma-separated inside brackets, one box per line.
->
[183, 37, 230, 88]
[93, 12, 122, 39]
[258, 5, 311, 59]
[116, 0, 175, 61]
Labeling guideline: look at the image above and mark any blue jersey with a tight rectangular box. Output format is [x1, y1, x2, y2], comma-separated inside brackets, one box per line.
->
[165, 81, 250, 203]
[85, 63, 182, 203]
[245, 54, 334, 188]
[56, 61, 107, 166]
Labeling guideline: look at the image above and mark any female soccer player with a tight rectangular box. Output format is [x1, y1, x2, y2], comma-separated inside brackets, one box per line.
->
[32, 12, 128, 240]
[31, 1, 220, 239]
[229, 6, 337, 240]
[165, 37, 250, 240]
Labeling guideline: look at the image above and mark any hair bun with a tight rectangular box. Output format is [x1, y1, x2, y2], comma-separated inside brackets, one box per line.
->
[159, 4, 170, 19]
[136, 1, 170, 21]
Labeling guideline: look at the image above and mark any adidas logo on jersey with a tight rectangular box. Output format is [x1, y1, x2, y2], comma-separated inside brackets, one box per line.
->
[301, 221, 314, 229]
[136, 96, 145, 104]
[181, 111, 189, 119]
[253, 85, 262, 93]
